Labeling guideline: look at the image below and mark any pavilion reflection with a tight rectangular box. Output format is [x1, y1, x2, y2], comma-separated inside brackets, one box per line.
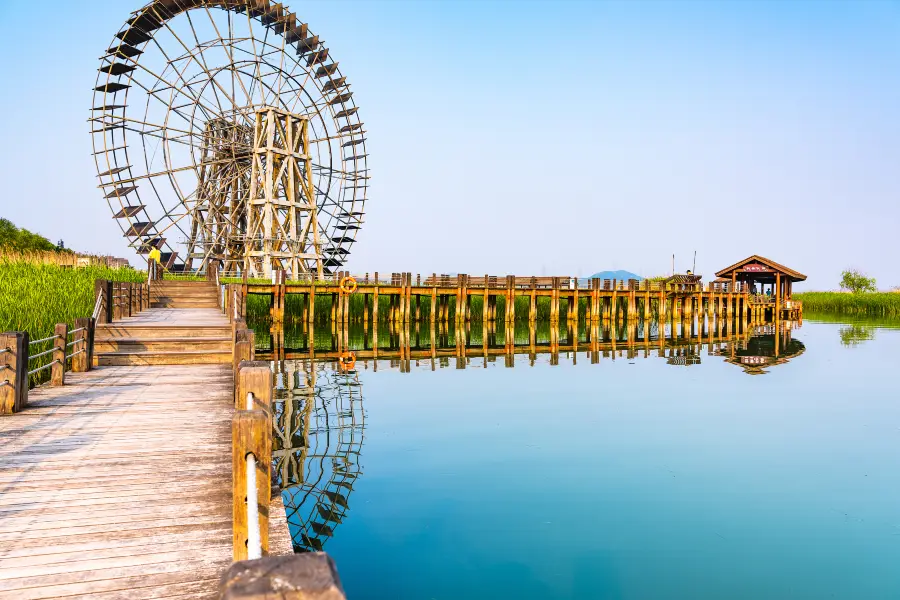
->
[717, 320, 805, 375]
[255, 315, 805, 375]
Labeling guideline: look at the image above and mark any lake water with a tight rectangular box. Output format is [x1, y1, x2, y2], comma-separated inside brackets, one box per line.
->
[262, 316, 900, 599]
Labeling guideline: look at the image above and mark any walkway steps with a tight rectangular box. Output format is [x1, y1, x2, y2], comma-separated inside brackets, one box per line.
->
[150, 281, 219, 309]
[96, 350, 231, 366]
[94, 307, 232, 366]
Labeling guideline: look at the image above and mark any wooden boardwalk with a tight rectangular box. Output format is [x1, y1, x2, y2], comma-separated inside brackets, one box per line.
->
[0, 308, 291, 599]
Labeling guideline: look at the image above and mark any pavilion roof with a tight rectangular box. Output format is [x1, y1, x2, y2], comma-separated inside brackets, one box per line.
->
[715, 255, 806, 282]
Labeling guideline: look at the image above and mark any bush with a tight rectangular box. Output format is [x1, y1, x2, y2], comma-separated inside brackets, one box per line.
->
[840, 269, 876, 293]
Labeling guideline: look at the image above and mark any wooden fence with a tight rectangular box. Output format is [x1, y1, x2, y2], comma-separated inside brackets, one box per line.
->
[0, 279, 151, 414]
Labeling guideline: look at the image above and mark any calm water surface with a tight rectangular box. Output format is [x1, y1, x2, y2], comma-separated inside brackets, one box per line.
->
[266, 317, 900, 599]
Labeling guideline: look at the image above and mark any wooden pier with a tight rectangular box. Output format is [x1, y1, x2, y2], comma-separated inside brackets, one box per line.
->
[235, 272, 780, 327]
[234, 256, 806, 327]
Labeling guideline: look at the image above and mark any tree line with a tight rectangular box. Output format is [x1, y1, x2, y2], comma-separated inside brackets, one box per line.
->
[0, 218, 69, 253]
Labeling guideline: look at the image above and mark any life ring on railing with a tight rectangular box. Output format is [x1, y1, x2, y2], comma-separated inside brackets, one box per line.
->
[338, 351, 356, 372]
[339, 276, 358, 294]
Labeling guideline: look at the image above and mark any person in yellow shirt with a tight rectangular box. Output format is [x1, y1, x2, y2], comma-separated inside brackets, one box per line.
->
[148, 246, 162, 280]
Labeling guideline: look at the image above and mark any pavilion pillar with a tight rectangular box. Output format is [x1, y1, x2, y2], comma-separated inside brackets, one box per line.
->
[776, 272, 781, 320]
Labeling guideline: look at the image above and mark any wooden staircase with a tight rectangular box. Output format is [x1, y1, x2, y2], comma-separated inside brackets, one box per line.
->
[151, 280, 220, 308]
[93, 281, 232, 366]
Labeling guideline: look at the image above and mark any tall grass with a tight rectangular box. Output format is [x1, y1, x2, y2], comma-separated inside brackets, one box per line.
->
[0, 256, 145, 385]
[795, 292, 900, 318]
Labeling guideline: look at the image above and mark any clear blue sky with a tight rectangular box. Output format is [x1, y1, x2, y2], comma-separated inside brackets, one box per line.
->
[1, 0, 897, 289]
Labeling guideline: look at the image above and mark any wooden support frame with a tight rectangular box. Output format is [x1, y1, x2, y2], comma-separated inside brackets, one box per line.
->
[245, 107, 324, 280]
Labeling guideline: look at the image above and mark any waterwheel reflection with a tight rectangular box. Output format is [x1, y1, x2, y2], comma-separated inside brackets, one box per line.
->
[272, 360, 365, 552]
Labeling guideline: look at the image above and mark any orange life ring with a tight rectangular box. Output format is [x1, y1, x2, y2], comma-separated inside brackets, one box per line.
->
[339, 276, 357, 294]
[338, 351, 356, 372]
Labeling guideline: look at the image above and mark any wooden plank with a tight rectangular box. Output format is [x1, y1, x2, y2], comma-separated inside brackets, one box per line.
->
[0, 298, 290, 599]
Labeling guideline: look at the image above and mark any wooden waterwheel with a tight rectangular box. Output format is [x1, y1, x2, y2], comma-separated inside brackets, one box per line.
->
[91, 0, 368, 277]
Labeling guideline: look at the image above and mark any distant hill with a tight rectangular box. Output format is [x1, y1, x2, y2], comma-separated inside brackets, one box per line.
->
[588, 270, 642, 281]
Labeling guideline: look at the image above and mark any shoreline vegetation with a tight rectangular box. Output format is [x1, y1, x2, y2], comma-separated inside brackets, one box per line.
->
[795, 292, 900, 318]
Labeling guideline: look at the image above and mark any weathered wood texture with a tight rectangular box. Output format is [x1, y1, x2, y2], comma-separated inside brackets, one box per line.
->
[0, 304, 292, 598]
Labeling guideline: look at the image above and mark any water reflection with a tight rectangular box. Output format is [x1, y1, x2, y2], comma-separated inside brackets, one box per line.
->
[838, 324, 876, 347]
[264, 317, 805, 554]
[718, 321, 806, 375]
[272, 361, 365, 552]
[255, 316, 805, 375]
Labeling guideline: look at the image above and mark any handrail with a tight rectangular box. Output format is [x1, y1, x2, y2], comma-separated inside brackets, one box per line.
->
[28, 347, 57, 361]
[27, 360, 59, 376]
[92, 290, 103, 321]
[29, 335, 60, 346]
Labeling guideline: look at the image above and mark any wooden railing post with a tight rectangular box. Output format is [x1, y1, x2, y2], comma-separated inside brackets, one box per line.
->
[115, 282, 123, 320]
[233, 364, 273, 562]
[50, 323, 68, 386]
[0, 332, 28, 414]
[233, 328, 254, 407]
[95, 279, 111, 324]
[72, 318, 91, 373]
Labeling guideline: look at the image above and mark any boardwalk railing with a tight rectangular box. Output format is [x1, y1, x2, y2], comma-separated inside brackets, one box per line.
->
[0, 319, 96, 414]
[1, 279, 149, 414]
[93, 279, 150, 323]
[221, 290, 347, 598]
[222, 268, 785, 327]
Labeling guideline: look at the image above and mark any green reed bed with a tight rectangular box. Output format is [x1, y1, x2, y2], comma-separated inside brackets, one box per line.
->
[0, 258, 145, 385]
[795, 292, 900, 318]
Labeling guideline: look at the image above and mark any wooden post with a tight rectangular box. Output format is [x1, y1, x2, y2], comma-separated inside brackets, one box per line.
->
[0, 332, 28, 414]
[407, 272, 414, 323]
[50, 323, 68, 387]
[363, 293, 369, 325]
[642, 285, 650, 321]
[611, 280, 618, 323]
[483, 274, 490, 322]
[775, 272, 782, 319]
[308, 280, 315, 326]
[345, 287, 351, 326]
[95, 280, 111, 324]
[572, 281, 579, 323]
[373, 281, 380, 325]
[398, 273, 407, 324]
[115, 282, 123, 320]
[330, 292, 337, 325]
[232, 365, 273, 562]
[508, 276, 517, 324]
[530, 278, 537, 323]
[72, 318, 91, 373]
[233, 329, 253, 406]
[430, 283, 436, 325]
[628, 287, 636, 321]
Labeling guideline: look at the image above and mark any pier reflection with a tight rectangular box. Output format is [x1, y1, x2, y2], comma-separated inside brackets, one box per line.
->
[264, 316, 803, 552]
[256, 316, 805, 375]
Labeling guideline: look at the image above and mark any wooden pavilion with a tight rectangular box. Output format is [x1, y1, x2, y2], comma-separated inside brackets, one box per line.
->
[715, 255, 806, 320]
